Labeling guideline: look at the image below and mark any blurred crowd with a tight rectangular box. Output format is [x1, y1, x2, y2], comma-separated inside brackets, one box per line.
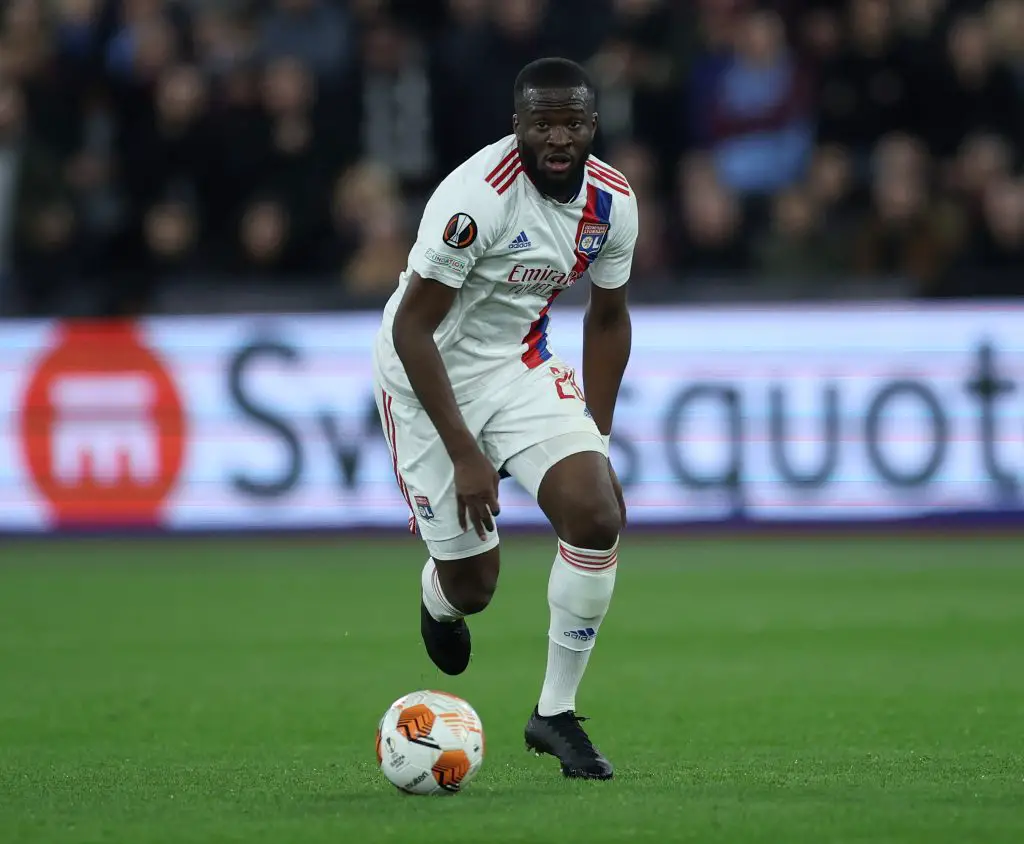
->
[1, 0, 1023, 316]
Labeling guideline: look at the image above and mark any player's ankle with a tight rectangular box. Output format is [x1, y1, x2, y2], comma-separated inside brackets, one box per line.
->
[536, 703, 573, 718]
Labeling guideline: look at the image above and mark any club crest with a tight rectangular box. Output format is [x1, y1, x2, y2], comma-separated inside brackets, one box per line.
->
[576, 222, 609, 262]
[414, 495, 435, 521]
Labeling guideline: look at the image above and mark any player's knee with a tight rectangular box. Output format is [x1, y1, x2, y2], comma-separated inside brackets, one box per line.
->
[446, 575, 497, 615]
[437, 551, 500, 615]
[558, 498, 621, 551]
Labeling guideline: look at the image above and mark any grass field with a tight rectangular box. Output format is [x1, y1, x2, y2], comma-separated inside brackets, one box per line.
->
[1, 535, 1022, 844]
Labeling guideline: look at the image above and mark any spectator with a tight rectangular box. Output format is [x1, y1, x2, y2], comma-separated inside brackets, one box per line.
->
[852, 133, 964, 290]
[346, 16, 440, 192]
[220, 55, 334, 271]
[944, 177, 1024, 296]
[986, 0, 1024, 93]
[143, 195, 202, 277]
[586, 0, 677, 153]
[119, 62, 212, 219]
[818, 0, 913, 156]
[699, 9, 815, 196]
[806, 143, 856, 219]
[259, 0, 352, 80]
[915, 12, 1020, 158]
[754, 186, 844, 280]
[323, 157, 411, 280]
[450, 0, 560, 157]
[675, 156, 750, 277]
[343, 196, 412, 296]
[233, 195, 297, 276]
[947, 132, 1014, 221]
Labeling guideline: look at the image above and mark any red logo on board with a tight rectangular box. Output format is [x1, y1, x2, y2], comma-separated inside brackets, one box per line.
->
[19, 322, 186, 526]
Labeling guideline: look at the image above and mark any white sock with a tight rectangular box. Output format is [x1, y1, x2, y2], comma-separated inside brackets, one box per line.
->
[537, 539, 618, 717]
[421, 558, 463, 622]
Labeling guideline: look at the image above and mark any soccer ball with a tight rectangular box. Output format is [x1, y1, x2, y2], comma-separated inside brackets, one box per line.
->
[375, 690, 485, 795]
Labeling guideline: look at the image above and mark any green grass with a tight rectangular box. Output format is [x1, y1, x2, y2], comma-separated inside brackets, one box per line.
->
[1, 536, 1023, 843]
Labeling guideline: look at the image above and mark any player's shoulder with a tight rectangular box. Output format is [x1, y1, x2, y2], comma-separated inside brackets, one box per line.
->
[451, 135, 522, 198]
[584, 154, 635, 203]
[433, 136, 521, 211]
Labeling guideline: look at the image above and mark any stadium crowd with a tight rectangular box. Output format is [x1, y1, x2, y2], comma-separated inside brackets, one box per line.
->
[0, 0, 1022, 316]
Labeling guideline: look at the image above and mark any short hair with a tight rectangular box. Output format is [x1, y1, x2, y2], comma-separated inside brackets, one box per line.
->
[514, 58, 595, 111]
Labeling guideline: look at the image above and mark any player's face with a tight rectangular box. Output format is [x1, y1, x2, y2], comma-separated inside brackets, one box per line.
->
[514, 87, 597, 198]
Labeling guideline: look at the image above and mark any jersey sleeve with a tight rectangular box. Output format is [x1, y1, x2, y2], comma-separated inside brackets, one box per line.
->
[588, 190, 639, 290]
[407, 170, 508, 289]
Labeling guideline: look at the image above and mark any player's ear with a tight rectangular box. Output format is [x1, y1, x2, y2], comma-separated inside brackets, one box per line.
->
[512, 113, 521, 139]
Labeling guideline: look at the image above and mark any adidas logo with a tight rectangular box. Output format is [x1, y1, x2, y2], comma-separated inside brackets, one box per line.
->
[508, 231, 532, 250]
[564, 627, 597, 642]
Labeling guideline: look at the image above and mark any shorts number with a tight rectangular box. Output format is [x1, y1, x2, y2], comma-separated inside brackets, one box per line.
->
[551, 366, 585, 401]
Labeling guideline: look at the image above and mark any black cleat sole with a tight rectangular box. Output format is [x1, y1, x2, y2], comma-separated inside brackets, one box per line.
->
[525, 741, 614, 780]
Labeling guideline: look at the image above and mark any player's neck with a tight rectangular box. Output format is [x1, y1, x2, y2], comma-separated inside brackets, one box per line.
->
[527, 169, 584, 204]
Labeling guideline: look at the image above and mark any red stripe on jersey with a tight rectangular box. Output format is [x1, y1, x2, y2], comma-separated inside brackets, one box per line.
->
[520, 290, 558, 369]
[522, 183, 607, 370]
[586, 159, 629, 188]
[487, 153, 520, 191]
[586, 166, 630, 196]
[485, 149, 518, 184]
[571, 183, 603, 276]
[494, 164, 523, 195]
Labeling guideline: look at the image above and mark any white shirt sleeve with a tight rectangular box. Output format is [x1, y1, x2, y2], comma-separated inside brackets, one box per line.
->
[588, 189, 639, 290]
[407, 171, 508, 289]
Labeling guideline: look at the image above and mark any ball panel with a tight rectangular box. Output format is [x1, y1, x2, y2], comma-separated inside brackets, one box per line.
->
[431, 749, 472, 792]
[396, 703, 436, 742]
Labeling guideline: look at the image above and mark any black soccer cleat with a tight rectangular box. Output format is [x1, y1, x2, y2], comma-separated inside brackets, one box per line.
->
[524, 707, 614, 780]
[420, 601, 471, 675]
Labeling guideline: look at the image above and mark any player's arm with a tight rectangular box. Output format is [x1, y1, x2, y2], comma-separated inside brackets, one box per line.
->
[582, 284, 631, 438]
[392, 174, 508, 538]
[394, 276, 500, 540]
[392, 273, 477, 463]
[583, 192, 639, 439]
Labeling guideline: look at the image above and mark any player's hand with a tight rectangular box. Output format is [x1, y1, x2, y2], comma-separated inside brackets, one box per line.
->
[609, 461, 627, 529]
[453, 449, 501, 540]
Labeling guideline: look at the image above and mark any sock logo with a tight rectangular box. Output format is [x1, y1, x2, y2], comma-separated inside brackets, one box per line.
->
[564, 627, 596, 642]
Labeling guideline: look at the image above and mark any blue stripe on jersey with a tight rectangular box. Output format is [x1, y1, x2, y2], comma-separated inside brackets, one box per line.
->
[594, 186, 613, 233]
[533, 313, 551, 363]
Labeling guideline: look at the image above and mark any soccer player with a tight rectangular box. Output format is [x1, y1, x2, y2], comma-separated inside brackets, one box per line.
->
[372, 57, 637, 780]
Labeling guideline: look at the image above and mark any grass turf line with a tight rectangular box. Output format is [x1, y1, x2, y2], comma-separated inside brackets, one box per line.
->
[1, 537, 1022, 843]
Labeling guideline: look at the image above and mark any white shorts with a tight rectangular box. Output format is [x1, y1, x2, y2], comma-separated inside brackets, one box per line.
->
[375, 358, 607, 560]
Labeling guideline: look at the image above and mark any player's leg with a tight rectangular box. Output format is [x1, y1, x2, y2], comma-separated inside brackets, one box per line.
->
[419, 536, 501, 676]
[503, 436, 619, 779]
[484, 362, 619, 779]
[375, 385, 500, 675]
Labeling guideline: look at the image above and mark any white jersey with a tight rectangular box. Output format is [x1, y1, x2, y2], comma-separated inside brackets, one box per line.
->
[373, 134, 639, 405]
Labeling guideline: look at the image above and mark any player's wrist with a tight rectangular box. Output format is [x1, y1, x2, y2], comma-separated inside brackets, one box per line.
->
[444, 430, 481, 462]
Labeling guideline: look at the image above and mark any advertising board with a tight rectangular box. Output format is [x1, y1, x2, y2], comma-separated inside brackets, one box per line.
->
[2, 305, 1023, 532]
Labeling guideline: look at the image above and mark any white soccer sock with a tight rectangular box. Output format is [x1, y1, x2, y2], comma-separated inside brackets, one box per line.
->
[537, 539, 618, 717]
[421, 558, 463, 622]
